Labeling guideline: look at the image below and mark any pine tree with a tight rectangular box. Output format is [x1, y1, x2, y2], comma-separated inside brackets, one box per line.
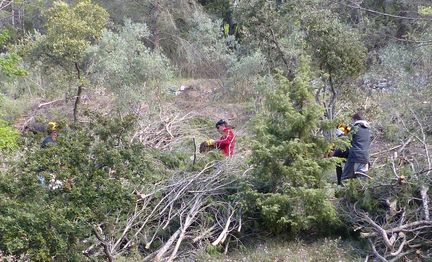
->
[248, 56, 340, 234]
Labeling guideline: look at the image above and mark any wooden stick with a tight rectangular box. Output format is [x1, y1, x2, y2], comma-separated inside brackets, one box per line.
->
[420, 186, 430, 220]
[192, 137, 197, 166]
[37, 98, 63, 109]
[371, 145, 402, 157]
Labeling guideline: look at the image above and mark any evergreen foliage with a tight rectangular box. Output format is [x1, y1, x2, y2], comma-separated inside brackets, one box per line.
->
[180, 11, 235, 77]
[306, 15, 367, 82]
[0, 119, 19, 152]
[0, 0, 432, 260]
[0, 113, 185, 260]
[245, 57, 340, 234]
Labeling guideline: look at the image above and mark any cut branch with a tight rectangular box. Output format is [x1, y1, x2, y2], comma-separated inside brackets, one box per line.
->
[38, 99, 63, 109]
[420, 186, 430, 220]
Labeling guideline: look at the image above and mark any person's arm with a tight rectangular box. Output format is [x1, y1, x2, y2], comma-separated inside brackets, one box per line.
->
[215, 130, 234, 147]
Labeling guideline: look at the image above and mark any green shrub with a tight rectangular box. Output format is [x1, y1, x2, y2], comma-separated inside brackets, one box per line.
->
[86, 19, 174, 112]
[224, 50, 267, 101]
[0, 119, 19, 152]
[243, 57, 341, 235]
[0, 113, 186, 260]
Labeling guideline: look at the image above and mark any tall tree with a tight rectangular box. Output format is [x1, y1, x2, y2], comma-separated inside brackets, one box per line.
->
[0, 30, 24, 153]
[235, 0, 366, 124]
[305, 14, 366, 122]
[0, 30, 26, 77]
[246, 57, 340, 234]
[25, 0, 108, 123]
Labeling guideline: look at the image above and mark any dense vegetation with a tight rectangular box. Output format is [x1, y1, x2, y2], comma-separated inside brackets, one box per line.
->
[1, 0, 431, 261]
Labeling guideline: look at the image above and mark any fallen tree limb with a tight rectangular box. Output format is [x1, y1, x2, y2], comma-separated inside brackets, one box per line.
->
[86, 161, 241, 261]
[371, 145, 402, 157]
[368, 239, 388, 262]
[212, 208, 234, 246]
[93, 225, 113, 262]
[390, 233, 406, 256]
[154, 229, 181, 262]
[420, 186, 430, 220]
[38, 98, 63, 109]
[362, 213, 393, 249]
[360, 220, 432, 238]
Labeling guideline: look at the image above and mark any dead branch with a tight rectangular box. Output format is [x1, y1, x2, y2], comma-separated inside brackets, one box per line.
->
[360, 220, 432, 238]
[93, 225, 113, 262]
[19, 116, 34, 132]
[37, 99, 63, 109]
[420, 186, 430, 220]
[371, 145, 402, 157]
[168, 196, 204, 262]
[361, 213, 393, 249]
[132, 110, 195, 150]
[390, 233, 406, 256]
[85, 161, 241, 261]
[368, 239, 388, 262]
[192, 137, 197, 165]
[410, 109, 431, 176]
[212, 207, 234, 246]
[388, 249, 416, 262]
[192, 225, 217, 243]
[154, 229, 181, 262]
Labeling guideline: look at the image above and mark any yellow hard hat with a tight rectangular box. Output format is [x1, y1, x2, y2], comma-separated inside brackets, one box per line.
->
[48, 121, 58, 132]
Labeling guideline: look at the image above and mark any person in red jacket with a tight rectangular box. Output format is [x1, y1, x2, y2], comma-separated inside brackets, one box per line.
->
[207, 119, 236, 157]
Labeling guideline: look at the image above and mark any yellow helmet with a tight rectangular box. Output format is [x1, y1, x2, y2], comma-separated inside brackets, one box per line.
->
[48, 121, 58, 133]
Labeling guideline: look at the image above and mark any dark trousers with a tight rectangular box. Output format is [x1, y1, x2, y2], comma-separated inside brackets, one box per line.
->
[333, 149, 348, 185]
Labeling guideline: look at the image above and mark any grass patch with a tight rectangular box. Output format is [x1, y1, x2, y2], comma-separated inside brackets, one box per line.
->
[197, 238, 361, 262]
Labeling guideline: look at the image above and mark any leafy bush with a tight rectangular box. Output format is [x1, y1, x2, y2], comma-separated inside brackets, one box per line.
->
[224, 50, 267, 101]
[0, 30, 27, 77]
[177, 11, 235, 77]
[87, 19, 174, 111]
[0, 119, 19, 151]
[0, 113, 185, 260]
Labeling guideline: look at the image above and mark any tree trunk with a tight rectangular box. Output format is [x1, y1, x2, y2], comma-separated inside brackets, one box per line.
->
[73, 62, 83, 124]
[322, 71, 337, 139]
[152, 0, 161, 52]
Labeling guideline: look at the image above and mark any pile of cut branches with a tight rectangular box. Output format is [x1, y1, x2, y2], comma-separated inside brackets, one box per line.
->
[84, 161, 243, 261]
[131, 109, 196, 150]
[339, 111, 432, 261]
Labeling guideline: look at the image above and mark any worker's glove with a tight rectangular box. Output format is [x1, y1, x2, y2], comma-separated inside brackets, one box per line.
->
[324, 150, 334, 158]
[335, 129, 344, 137]
[206, 139, 215, 146]
[200, 140, 215, 153]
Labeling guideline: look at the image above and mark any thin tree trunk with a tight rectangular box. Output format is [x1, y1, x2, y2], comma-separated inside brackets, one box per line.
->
[152, 0, 161, 52]
[327, 71, 337, 121]
[269, 27, 293, 80]
[73, 62, 83, 124]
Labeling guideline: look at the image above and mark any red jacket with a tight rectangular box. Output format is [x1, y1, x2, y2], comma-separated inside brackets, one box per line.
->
[215, 127, 236, 157]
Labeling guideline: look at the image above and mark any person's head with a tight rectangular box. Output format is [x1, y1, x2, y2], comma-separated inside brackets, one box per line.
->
[352, 112, 365, 122]
[47, 121, 59, 139]
[215, 119, 227, 134]
[50, 130, 58, 141]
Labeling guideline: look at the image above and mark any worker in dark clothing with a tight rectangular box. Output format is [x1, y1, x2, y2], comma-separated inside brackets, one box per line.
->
[41, 121, 58, 148]
[39, 122, 59, 186]
[332, 123, 350, 186]
[341, 112, 371, 180]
